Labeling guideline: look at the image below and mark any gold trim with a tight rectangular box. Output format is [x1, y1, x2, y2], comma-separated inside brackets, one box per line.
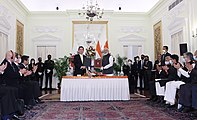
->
[72, 21, 109, 48]
[153, 20, 163, 60]
[16, 20, 24, 55]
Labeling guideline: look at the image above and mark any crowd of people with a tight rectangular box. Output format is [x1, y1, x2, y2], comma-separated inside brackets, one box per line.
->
[123, 46, 197, 114]
[1, 46, 197, 119]
[0, 51, 54, 120]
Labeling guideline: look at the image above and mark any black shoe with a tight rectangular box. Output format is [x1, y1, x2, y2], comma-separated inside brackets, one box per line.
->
[152, 97, 158, 102]
[147, 98, 153, 101]
[165, 104, 175, 108]
[190, 113, 197, 117]
[182, 107, 192, 113]
[159, 102, 166, 107]
[35, 99, 44, 104]
[24, 105, 33, 110]
[12, 114, 20, 120]
[178, 106, 185, 112]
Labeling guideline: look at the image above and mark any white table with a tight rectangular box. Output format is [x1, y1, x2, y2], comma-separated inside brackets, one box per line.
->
[60, 76, 130, 101]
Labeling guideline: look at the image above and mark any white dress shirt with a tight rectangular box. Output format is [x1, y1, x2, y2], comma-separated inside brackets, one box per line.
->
[79, 54, 83, 63]
[103, 56, 113, 70]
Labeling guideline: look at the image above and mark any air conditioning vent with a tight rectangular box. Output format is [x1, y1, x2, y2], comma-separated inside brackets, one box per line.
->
[169, 0, 183, 11]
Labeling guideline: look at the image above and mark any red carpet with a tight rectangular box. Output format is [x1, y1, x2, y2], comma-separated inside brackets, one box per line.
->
[19, 100, 180, 120]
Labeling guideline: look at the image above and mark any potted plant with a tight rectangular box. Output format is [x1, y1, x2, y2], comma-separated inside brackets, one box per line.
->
[113, 55, 127, 75]
[54, 55, 69, 90]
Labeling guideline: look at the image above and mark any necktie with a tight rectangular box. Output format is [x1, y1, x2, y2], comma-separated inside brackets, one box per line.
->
[10, 63, 16, 72]
[141, 61, 144, 69]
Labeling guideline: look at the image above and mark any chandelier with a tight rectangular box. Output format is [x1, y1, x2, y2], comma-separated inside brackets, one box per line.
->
[78, 0, 104, 21]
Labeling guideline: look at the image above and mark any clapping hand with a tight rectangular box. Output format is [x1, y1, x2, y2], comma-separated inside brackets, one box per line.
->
[0, 63, 7, 73]
[80, 66, 86, 69]
[24, 70, 32, 76]
[19, 68, 27, 74]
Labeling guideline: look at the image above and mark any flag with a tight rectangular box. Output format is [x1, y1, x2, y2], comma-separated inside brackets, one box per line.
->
[104, 40, 109, 49]
[96, 41, 102, 58]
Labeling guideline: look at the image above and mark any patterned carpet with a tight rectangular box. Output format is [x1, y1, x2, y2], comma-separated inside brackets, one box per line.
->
[19, 100, 184, 120]
[146, 101, 197, 120]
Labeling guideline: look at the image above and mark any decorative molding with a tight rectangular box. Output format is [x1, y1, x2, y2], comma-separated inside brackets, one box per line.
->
[120, 26, 145, 33]
[32, 34, 61, 41]
[119, 34, 145, 42]
[0, 16, 11, 31]
[33, 26, 60, 33]
[168, 17, 186, 31]
[167, 0, 186, 20]
[0, 5, 12, 32]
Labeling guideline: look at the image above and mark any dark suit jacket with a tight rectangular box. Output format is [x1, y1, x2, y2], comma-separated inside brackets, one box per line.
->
[168, 66, 179, 81]
[35, 62, 45, 75]
[1, 59, 21, 86]
[123, 64, 135, 76]
[161, 52, 171, 64]
[133, 61, 141, 75]
[144, 61, 153, 71]
[19, 63, 36, 81]
[158, 66, 179, 86]
[73, 54, 86, 76]
[190, 62, 197, 84]
[44, 60, 54, 74]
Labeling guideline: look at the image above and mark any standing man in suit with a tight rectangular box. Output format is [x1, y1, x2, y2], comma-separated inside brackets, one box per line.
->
[73, 46, 86, 76]
[127, 59, 135, 93]
[101, 47, 114, 76]
[143, 55, 153, 90]
[44, 55, 54, 90]
[133, 56, 141, 89]
[36, 57, 45, 89]
[161, 46, 171, 65]
[139, 54, 145, 90]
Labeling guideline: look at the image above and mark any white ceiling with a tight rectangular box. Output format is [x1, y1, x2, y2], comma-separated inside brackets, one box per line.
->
[19, 0, 160, 12]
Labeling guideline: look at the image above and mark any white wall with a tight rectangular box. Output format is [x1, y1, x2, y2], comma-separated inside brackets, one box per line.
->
[149, 0, 196, 56]
[1, 0, 196, 62]
[189, 0, 197, 52]
[0, 0, 28, 55]
[25, 11, 152, 61]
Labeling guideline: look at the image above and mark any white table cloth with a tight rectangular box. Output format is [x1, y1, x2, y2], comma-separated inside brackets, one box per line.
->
[60, 77, 130, 101]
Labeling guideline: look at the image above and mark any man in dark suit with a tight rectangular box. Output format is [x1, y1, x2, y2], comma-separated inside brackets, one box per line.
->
[36, 57, 45, 89]
[123, 59, 135, 94]
[174, 52, 197, 113]
[0, 61, 20, 120]
[161, 46, 171, 65]
[19, 55, 42, 105]
[73, 46, 87, 76]
[133, 55, 145, 90]
[44, 55, 54, 90]
[143, 55, 153, 90]
[133, 56, 141, 89]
